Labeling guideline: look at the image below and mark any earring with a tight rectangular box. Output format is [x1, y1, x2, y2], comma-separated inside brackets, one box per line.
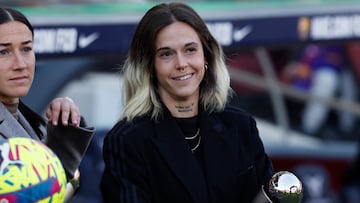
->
[205, 63, 208, 70]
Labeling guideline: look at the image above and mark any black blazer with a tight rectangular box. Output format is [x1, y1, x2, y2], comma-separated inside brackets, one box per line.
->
[101, 105, 273, 203]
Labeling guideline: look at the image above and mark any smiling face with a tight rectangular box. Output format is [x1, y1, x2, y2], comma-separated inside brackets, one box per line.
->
[0, 21, 35, 104]
[155, 21, 205, 106]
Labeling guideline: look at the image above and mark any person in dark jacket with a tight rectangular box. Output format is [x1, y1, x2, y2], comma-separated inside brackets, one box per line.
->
[100, 2, 273, 203]
[0, 7, 95, 201]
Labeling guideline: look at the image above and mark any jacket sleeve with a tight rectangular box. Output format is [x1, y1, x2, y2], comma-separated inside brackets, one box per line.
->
[100, 126, 150, 203]
[249, 116, 274, 200]
[46, 117, 95, 180]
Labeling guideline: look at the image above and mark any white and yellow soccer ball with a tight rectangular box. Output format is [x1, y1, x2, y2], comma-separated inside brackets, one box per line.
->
[0, 137, 67, 203]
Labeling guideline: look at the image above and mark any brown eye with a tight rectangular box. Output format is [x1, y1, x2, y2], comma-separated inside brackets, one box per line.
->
[159, 50, 174, 59]
[186, 47, 196, 53]
[22, 46, 32, 52]
[0, 49, 9, 56]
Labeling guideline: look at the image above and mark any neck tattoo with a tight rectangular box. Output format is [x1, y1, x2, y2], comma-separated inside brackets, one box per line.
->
[175, 103, 194, 113]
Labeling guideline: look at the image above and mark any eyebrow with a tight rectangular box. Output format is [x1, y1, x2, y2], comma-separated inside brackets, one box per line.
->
[0, 39, 33, 47]
[156, 41, 199, 53]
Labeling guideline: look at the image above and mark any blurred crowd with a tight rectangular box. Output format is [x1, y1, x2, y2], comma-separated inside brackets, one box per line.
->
[0, 0, 240, 7]
[0, 0, 147, 6]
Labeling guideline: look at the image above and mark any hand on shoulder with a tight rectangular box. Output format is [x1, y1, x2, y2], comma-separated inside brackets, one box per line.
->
[46, 97, 81, 128]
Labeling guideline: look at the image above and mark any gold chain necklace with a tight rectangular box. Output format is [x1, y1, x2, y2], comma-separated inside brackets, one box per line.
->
[191, 135, 201, 153]
[185, 128, 200, 140]
[184, 128, 201, 153]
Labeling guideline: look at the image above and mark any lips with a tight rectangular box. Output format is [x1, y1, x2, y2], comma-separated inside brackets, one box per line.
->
[10, 76, 29, 83]
[173, 73, 193, 81]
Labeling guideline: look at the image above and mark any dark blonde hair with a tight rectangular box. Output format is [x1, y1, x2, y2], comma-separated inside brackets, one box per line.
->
[122, 2, 231, 121]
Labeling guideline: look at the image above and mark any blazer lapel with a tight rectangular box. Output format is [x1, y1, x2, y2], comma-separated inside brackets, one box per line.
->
[0, 102, 33, 140]
[200, 113, 237, 193]
[152, 113, 208, 203]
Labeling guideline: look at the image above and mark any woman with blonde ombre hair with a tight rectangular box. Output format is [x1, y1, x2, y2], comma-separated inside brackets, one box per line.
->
[101, 2, 273, 203]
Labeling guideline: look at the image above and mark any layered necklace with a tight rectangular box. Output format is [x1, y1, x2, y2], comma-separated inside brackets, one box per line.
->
[185, 128, 201, 153]
[175, 115, 201, 153]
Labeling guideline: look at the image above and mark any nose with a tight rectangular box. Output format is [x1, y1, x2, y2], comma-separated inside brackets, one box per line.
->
[176, 54, 188, 72]
[13, 51, 27, 69]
